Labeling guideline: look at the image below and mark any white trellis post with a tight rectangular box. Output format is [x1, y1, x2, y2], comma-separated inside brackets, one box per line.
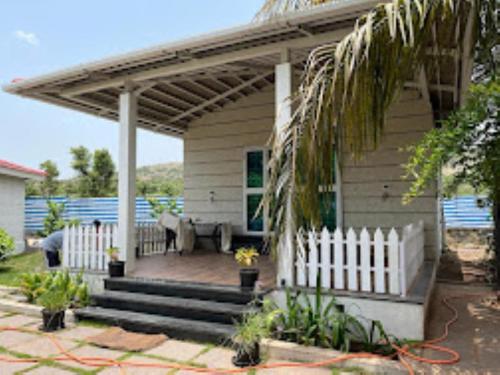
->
[118, 90, 137, 273]
[275, 48, 294, 287]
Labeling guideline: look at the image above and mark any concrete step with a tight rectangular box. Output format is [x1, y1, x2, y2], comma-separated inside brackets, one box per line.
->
[104, 277, 266, 305]
[92, 290, 252, 325]
[75, 306, 235, 345]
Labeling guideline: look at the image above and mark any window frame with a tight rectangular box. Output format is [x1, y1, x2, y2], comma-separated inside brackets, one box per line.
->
[243, 147, 269, 235]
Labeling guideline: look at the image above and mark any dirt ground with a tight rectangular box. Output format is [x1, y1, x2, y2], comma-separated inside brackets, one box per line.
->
[438, 231, 495, 284]
[410, 283, 500, 374]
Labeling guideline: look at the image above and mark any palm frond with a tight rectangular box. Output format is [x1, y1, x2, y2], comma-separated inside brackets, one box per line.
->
[263, 0, 482, 256]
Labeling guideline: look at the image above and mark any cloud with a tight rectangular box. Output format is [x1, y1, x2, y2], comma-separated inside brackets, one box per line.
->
[14, 30, 39, 45]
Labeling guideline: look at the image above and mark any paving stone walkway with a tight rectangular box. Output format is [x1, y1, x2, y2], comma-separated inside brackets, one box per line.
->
[0, 309, 336, 374]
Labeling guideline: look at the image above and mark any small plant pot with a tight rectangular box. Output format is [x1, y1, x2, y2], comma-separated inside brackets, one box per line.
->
[232, 344, 260, 367]
[239, 268, 259, 290]
[108, 261, 125, 277]
[41, 309, 65, 332]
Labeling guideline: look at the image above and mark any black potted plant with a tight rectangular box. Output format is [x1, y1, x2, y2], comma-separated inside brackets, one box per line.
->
[106, 247, 125, 277]
[38, 289, 69, 331]
[235, 247, 259, 290]
[232, 310, 270, 367]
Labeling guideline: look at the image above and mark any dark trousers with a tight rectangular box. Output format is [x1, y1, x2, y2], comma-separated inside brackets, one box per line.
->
[46, 251, 61, 267]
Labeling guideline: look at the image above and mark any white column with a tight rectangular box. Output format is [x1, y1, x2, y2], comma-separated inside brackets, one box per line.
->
[118, 91, 137, 272]
[275, 51, 294, 287]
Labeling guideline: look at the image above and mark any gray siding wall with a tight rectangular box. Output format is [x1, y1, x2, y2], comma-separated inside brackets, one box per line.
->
[183, 88, 439, 258]
[0, 175, 26, 253]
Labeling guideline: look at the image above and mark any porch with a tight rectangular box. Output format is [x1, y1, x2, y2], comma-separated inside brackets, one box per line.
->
[131, 250, 276, 289]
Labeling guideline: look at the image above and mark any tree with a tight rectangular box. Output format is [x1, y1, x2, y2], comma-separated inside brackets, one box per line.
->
[43, 201, 66, 236]
[70, 146, 116, 197]
[259, 0, 490, 251]
[70, 146, 91, 196]
[40, 160, 60, 197]
[403, 80, 499, 282]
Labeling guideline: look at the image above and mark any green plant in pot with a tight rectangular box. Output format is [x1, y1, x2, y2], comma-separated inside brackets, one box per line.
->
[235, 247, 259, 290]
[106, 247, 125, 277]
[232, 309, 272, 367]
[37, 289, 69, 331]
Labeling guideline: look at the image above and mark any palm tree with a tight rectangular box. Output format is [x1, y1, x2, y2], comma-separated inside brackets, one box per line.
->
[257, 0, 493, 253]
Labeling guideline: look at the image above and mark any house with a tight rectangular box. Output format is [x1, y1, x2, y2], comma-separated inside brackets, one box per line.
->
[3, 1, 474, 342]
[0, 160, 46, 253]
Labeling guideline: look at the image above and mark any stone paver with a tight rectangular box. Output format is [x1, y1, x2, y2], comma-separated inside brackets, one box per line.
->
[99, 355, 174, 374]
[25, 365, 75, 374]
[55, 325, 105, 342]
[145, 339, 205, 362]
[0, 314, 40, 327]
[0, 354, 35, 375]
[194, 347, 237, 370]
[0, 330, 38, 347]
[11, 336, 77, 358]
[257, 360, 332, 374]
[65, 344, 124, 370]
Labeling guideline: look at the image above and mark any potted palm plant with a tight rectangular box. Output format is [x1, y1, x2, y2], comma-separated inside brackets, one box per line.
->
[232, 310, 271, 367]
[38, 289, 69, 331]
[106, 247, 125, 277]
[235, 247, 259, 290]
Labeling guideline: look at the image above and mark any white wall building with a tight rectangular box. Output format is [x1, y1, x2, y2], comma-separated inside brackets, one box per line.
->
[0, 160, 45, 253]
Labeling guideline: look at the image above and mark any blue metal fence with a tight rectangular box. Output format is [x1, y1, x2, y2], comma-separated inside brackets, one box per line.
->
[25, 196, 184, 232]
[442, 195, 493, 229]
[25, 195, 493, 232]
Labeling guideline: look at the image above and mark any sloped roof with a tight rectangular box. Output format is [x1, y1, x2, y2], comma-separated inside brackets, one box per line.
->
[0, 159, 46, 180]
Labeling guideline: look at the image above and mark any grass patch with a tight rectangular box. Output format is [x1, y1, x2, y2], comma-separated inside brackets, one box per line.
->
[0, 251, 45, 287]
[76, 320, 110, 329]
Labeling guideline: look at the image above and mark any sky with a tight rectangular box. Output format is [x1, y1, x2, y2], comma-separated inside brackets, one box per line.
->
[0, 0, 263, 178]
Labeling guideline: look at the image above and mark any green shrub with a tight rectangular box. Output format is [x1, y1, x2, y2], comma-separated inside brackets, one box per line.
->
[37, 289, 69, 312]
[239, 282, 401, 355]
[0, 228, 15, 261]
[20, 270, 90, 307]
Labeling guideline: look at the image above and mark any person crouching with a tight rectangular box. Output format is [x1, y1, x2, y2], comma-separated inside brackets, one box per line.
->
[42, 230, 63, 268]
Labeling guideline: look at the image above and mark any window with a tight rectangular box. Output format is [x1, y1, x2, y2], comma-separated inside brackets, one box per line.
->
[243, 148, 268, 234]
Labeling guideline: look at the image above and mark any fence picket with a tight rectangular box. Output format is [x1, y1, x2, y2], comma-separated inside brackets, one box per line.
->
[296, 231, 307, 287]
[360, 228, 371, 292]
[333, 228, 344, 289]
[63, 226, 70, 268]
[388, 229, 400, 294]
[320, 227, 331, 288]
[70, 225, 76, 268]
[308, 230, 318, 287]
[90, 225, 99, 270]
[77, 225, 83, 269]
[83, 226, 90, 269]
[346, 228, 357, 291]
[374, 228, 385, 293]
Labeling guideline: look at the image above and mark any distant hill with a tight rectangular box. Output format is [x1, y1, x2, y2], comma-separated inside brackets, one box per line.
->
[137, 162, 183, 181]
[136, 162, 183, 196]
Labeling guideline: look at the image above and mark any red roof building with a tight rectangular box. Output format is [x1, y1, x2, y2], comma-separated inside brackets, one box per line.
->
[0, 159, 46, 179]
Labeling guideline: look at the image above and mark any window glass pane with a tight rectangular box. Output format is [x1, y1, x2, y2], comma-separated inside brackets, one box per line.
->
[247, 194, 264, 232]
[247, 151, 263, 188]
[320, 192, 336, 231]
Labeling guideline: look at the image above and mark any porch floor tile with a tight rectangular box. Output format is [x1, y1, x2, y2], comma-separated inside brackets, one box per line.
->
[193, 347, 237, 370]
[11, 336, 77, 358]
[65, 344, 124, 370]
[132, 250, 276, 288]
[25, 366, 75, 374]
[0, 314, 40, 328]
[144, 339, 205, 362]
[98, 355, 175, 374]
[0, 330, 38, 347]
[0, 354, 35, 375]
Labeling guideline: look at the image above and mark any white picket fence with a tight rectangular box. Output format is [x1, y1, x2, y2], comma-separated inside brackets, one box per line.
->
[296, 221, 424, 297]
[62, 224, 118, 271]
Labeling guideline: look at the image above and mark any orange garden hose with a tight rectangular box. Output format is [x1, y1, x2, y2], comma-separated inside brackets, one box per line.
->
[0, 293, 492, 374]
